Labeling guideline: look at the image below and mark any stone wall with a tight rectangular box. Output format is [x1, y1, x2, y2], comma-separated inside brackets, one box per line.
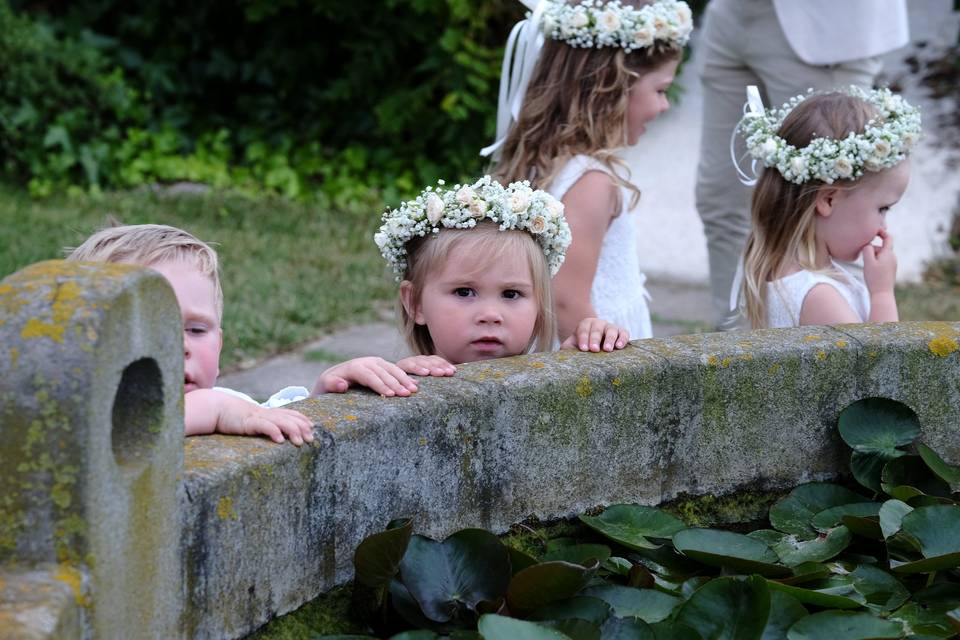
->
[2, 262, 959, 639]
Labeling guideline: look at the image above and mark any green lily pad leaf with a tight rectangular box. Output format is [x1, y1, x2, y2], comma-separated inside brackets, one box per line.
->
[762, 591, 807, 640]
[891, 505, 960, 574]
[680, 577, 712, 600]
[777, 563, 830, 586]
[850, 451, 889, 493]
[580, 505, 686, 552]
[675, 575, 770, 640]
[849, 565, 908, 612]
[838, 397, 920, 455]
[766, 578, 863, 610]
[878, 500, 913, 539]
[649, 621, 702, 640]
[543, 619, 602, 640]
[786, 610, 904, 640]
[449, 633, 483, 640]
[811, 503, 881, 531]
[603, 557, 633, 576]
[673, 529, 790, 577]
[917, 443, 960, 491]
[601, 616, 655, 640]
[914, 583, 960, 612]
[627, 564, 656, 590]
[839, 514, 883, 540]
[747, 530, 785, 546]
[889, 602, 957, 639]
[629, 546, 703, 580]
[390, 578, 439, 630]
[389, 631, 440, 640]
[769, 484, 867, 538]
[354, 518, 413, 590]
[478, 614, 572, 640]
[548, 538, 579, 552]
[510, 547, 540, 575]
[528, 596, 613, 625]
[582, 585, 680, 624]
[881, 456, 952, 501]
[399, 529, 511, 623]
[507, 560, 599, 617]
[543, 544, 612, 566]
[772, 526, 852, 567]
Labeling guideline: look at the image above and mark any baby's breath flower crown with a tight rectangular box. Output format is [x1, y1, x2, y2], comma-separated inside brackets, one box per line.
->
[541, 0, 693, 52]
[375, 176, 572, 280]
[738, 86, 921, 185]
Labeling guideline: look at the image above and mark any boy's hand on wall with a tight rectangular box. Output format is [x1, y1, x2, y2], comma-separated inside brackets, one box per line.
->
[396, 355, 456, 378]
[314, 357, 422, 397]
[185, 389, 314, 445]
[560, 318, 630, 352]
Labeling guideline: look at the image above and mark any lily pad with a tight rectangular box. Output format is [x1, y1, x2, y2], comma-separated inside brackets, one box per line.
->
[675, 575, 770, 640]
[881, 456, 952, 502]
[889, 602, 958, 639]
[543, 619, 602, 640]
[769, 484, 867, 538]
[507, 560, 599, 617]
[878, 500, 913, 539]
[649, 621, 702, 640]
[786, 610, 904, 640]
[477, 614, 572, 640]
[839, 515, 883, 540]
[811, 503, 881, 531]
[543, 544, 612, 567]
[629, 546, 703, 580]
[603, 557, 633, 576]
[581, 585, 680, 624]
[917, 443, 960, 491]
[354, 518, 413, 590]
[850, 451, 889, 493]
[837, 397, 920, 455]
[601, 616, 655, 640]
[528, 596, 613, 625]
[580, 505, 686, 552]
[399, 529, 511, 623]
[766, 578, 863, 610]
[673, 529, 790, 577]
[892, 505, 960, 573]
[389, 632, 440, 640]
[762, 591, 807, 640]
[510, 547, 540, 575]
[849, 565, 908, 612]
[772, 526, 852, 567]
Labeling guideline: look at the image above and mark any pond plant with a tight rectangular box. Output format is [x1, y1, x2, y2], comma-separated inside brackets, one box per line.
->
[324, 398, 960, 640]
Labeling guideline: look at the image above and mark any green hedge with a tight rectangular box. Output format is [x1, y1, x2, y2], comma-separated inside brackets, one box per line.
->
[2, 0, 521, 200]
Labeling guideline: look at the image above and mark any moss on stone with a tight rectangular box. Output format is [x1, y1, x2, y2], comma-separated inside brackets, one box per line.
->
[661, 489, 785, 528]
[246, 585, 364, 639]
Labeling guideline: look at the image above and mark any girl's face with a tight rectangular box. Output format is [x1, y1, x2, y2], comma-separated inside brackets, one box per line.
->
[815, 160, 911, 263]
[405, 238, 540, 364]
[626, 58, 680, 145]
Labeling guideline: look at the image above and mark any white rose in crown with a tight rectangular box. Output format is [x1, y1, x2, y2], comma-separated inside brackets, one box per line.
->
[902, 132, 918, 148]
[873, 140, 891, 158]
[528, 215, 548, 234]
[790, 156, 807, 176]
[547, 198, 564, 219]
[599, 9, 621, 32]
[865, 157, 883, 172]
[653, 16, 668, 38]
[761, 139, 778, 156]
[633, 27, 654, 47]
[425, 193, 445, 224]
[834, 156, 854, 178]
[510, 191, 530, 213]
[569, 8, 589, 28]
[456, 186, 475, 204]
[469, 198, 488, 218]
[676, 4, 692, 25]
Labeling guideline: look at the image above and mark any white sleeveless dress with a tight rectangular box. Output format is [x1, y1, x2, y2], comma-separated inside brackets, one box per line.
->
[766, 262, 870, 327]
[548, 154, 652, 339]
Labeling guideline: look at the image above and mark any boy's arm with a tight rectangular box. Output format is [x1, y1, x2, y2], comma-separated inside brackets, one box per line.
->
[185, 389, 314, 445]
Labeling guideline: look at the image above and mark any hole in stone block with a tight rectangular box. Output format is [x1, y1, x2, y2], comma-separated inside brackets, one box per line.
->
[112, 357, 164, 467]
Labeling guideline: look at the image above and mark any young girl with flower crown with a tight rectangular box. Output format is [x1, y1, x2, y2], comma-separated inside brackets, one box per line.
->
[732, 86, 921, 328]
[313, 176, 630, 396]
[483, 0, 692, 341]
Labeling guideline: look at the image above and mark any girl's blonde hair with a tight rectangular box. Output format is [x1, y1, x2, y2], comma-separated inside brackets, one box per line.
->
[493, 22, 681, 207]
[400, 222, 556, 356]
[741, 92, 879, 328]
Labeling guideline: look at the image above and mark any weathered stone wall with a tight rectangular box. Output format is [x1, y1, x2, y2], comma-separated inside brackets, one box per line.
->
[2, 261, 959, 639]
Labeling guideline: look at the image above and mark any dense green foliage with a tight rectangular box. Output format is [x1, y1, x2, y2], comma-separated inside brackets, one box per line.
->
[290, 397, 960, 639]
[2, 0, 519, 199]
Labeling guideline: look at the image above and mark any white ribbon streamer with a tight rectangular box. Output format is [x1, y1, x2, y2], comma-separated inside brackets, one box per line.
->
[480, 0, 548, 158]
[729, 85, 766, 187]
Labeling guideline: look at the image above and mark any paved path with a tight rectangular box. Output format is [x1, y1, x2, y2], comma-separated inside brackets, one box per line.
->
[219, 279, 714, 399]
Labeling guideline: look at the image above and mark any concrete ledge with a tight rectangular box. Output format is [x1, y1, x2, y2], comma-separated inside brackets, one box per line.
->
[3, 262, 959, 639]
[0, 565, 84, 640]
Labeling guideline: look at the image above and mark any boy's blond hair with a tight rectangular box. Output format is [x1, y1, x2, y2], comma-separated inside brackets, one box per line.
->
[66, 224, 223, 318]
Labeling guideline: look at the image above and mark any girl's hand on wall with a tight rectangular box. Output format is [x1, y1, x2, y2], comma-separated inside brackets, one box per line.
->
[396, 355, 456, 377]
[314, 357, 420, 397]
[560, 318, 629, 352]
[863, 229, 897, 295]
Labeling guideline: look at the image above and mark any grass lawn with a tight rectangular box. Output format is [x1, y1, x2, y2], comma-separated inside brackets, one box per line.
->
[0, 186, 394, 369]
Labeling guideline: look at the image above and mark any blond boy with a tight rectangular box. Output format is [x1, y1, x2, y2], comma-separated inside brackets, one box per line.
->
[68, 224, 314, 445]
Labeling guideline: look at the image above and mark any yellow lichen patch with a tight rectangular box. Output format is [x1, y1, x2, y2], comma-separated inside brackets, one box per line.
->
[53, 565, 89, 607]
[928, 335, 959, 358]
[768, 363, 782, 375]
[835, 340, 848, 349]
[720, 357, 732, 368]
[867, 350, 879, 358]
[529, 362, 546, 369]
[706, 355, 719, 366]
[417, 436, 428, 446]
[612, 377, 622, 387]
[816, 350, 827, 361]
[51, 281, 83, 324]
[575, 376, 593, 398]
[216, 496, 238, 521]
[739, 354, 754, 362]
[344, 415, 358, 421]
[803, 335, 822, 343]
[21, 317, 65, 342]
[8, 347, 17, 367]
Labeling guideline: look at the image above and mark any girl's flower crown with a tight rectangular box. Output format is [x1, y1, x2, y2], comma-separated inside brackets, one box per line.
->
[541, 0, 693, 51]
[736, 85, 922, 185]
[375, 176, 572, 280]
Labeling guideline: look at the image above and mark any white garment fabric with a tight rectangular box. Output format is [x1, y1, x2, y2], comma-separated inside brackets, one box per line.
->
[548, 154, 653, 340]
[771, 0, 909, 66]
[766, 262, 870, 328]
[213, 385, 310, 408]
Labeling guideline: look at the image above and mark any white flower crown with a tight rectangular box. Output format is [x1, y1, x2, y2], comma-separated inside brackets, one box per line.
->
[738, 85, 922, 185]
[374, 176, 572, 280]
[541, 0, 693, 52]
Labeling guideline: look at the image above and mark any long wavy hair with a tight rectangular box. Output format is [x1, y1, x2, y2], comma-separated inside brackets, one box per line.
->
[492, 26, 681, 208]
[741, 93, 878, 328]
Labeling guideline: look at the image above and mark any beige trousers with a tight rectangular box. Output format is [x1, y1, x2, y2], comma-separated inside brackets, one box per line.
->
[695, 0, 883, 328]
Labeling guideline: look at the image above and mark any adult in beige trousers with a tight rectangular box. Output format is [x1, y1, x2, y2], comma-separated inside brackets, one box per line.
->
[695, 0, 909, 329]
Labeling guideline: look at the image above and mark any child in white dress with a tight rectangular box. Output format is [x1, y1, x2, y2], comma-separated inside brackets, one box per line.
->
[731, 86, 921, 328]
[483, 0, 693, 340]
